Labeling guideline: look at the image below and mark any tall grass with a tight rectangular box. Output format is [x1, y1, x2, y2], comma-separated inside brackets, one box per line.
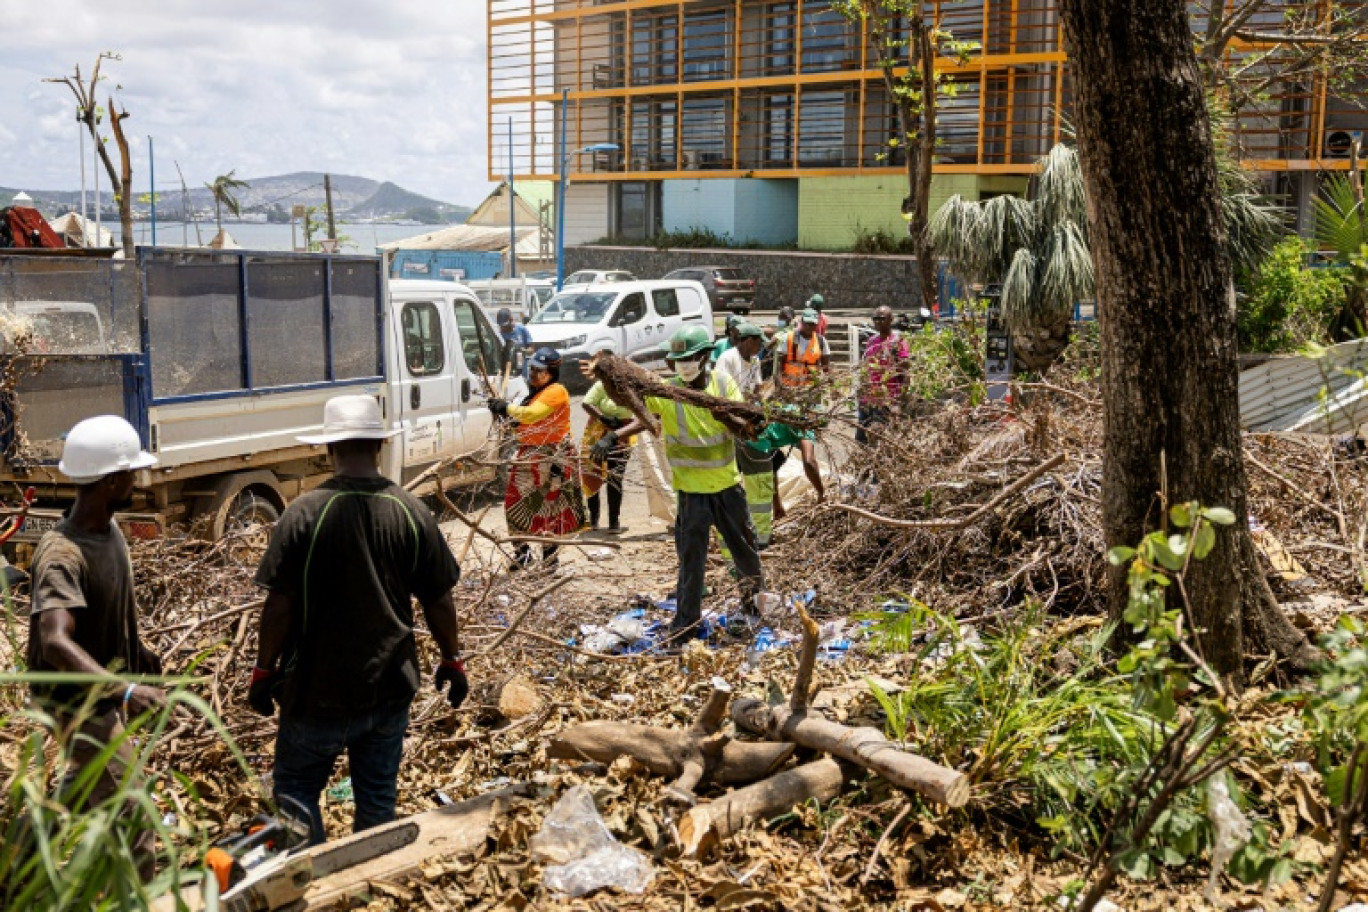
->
[0, 673, 249, 910]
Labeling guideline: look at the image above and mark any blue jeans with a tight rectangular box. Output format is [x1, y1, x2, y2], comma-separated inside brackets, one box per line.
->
[273, 699, 411, 845]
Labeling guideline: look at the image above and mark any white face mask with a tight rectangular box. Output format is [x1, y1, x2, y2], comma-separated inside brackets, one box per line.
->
[675, 358, 704, 382]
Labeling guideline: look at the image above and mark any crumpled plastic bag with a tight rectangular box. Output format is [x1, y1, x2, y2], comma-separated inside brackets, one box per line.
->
[1206, 773, 1251, 902]
[529, 785, 655, 897]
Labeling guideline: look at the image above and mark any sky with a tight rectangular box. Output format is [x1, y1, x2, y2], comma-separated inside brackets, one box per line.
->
[0, 2, 494, 207]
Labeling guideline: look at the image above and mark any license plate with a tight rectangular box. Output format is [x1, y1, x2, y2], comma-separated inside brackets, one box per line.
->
[13, 512, 62, 543]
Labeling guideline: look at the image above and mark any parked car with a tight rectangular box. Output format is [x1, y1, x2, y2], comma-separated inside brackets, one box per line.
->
[661, 266, 756, 315]
[525, 280, 713, 390]
[562, 269, 636, 288]
[467, 277, 555, 324]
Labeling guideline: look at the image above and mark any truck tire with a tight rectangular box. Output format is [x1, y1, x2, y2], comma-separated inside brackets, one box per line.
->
[192, 471, 286, 542]
[228, 490, 280, 529]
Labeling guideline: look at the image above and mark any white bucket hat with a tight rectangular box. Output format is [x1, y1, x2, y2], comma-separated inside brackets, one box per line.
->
[298, 395, 400, 445]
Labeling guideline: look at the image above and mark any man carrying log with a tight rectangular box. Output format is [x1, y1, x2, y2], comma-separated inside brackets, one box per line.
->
[27, 415, 166, 880]
[591, 326, 764, 648]
[248, 395, 467, 844]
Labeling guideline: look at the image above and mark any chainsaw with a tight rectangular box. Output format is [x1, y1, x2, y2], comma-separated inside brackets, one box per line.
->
[203, 797, 420, 912]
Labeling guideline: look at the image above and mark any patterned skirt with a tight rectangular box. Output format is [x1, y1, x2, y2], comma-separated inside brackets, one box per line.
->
[505, 437, 587, 536]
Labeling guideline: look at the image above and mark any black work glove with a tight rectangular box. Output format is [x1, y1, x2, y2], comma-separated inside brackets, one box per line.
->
[435, 659, 469, 710]
[248, 666, 277, 717]
[590, 431, 617, 462]
[599, 416, 624, 431]
[137, 642, 164, 676]
[487, 398, 509, 418]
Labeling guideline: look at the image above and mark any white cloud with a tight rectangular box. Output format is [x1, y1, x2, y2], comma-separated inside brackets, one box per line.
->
[0, 1, 494, 206]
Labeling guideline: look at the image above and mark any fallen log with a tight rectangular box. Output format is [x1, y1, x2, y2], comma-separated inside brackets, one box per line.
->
[677, 759, 846, 858]
[587, 353, 823, 440]
[547, 721, 794, 787]
[547, 679, 794, 801]
[732, 602, 971, 808]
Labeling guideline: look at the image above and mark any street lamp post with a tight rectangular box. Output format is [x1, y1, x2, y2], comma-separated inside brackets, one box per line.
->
[555, 88, 619, 290]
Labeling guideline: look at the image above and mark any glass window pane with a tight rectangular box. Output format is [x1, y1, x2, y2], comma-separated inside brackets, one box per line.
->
[248, 260, 327, 388]
[449, 298, 497, 377]
[402, 302, 445, 376]
[147, 258, 243, 397]
[331, 262, 381, 380]
[652, 288, 680, 317]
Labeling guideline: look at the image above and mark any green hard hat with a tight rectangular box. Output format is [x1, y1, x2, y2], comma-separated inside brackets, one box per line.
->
[667, 325, 713, 360]
[809, 294, 825, 307]
[734, 322, 763, 340]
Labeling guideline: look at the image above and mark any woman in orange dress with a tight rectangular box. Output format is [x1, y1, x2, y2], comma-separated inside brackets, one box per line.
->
[488, 347, 586, 569]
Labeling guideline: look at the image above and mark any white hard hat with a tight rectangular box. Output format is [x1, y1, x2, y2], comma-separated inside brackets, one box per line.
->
[59, 415, 157, 485]
[298, 395, 400, 446]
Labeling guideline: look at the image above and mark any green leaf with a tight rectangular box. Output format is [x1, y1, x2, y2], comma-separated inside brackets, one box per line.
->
[1204, 507, 1236, 526]
[1116, 848, 1154, 880]
[1326, 763, 1349, 806]
[1107, 546, 1136, 566]
[1150, 537, 1186, 571]
[1192, 523, 1217, 560]
[1170, 503, 1193, 529]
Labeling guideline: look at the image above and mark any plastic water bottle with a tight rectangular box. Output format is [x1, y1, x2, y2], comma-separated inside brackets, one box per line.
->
[746, 627, 777, 670]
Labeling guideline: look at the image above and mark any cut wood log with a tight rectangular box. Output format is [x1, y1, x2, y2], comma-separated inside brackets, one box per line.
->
[495, 674, 544, 720]
[678, 759, 846, 858]
[731, 700, 970, 807]
[547, 721, 794, 786]
[733, 602, 971, 808]
[547, 680, 794, 802]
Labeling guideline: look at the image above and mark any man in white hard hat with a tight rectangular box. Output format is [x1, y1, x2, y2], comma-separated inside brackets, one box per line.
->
[248, 394, 467, 844]
[28, 414, 166, 879]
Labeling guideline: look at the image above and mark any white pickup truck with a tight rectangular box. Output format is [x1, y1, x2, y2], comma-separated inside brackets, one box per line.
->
[0, 249, 522, 553]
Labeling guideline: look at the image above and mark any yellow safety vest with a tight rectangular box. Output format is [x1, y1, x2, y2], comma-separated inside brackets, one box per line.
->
[647, 373, 742, 494]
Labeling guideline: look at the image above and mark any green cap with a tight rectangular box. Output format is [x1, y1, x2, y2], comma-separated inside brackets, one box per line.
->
[800, 308, 820, 325]
[667, 325, 713, 359]
[808, 294, 824, 307]
[734, 322, 763, 340]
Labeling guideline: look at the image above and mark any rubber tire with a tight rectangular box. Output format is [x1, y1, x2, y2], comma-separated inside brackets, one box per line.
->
[227, 490, 280, 531]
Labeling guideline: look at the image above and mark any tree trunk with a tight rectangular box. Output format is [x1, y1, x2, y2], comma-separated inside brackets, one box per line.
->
[677, 759, 846, 858]
[108, 99, 135, 259]
[904, 22, 940, 315]
[1058, 0, 1315, 680]
[1011, 309, 1074, 373]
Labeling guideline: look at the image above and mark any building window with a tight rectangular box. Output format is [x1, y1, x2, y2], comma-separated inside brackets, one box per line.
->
[631, 13, 677, 86]
[801, 1, 853, 74]
[766, 2, 796, 75]
[799, 90, 849, 166]
[765, 94, 794, 166]
[630, 98, 677, 170]
[683, 8, 730, 82]
[682, 96, 731, 168]
[613, 182, 660, 240]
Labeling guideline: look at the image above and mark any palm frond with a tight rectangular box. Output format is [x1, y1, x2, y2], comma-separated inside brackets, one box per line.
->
[1000, 246, 1040, 329]
[1038, 220, 1094, 317]
[1035, 144, 1086, 228]
[1221, 190, 1282, 273]
[1314, 174, 1368, 263]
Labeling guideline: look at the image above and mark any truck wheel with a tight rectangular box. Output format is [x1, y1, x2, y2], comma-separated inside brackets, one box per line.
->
[221, 490, 279, 564]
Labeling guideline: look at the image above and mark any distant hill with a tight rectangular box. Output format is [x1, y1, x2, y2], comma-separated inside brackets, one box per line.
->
[2, 172, 472, 225]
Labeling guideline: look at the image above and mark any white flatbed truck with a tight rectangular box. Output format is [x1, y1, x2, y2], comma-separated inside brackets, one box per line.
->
[0, 248, 523, 557]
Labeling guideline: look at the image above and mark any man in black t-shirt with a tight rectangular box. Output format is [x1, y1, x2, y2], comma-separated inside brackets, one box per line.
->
[249, 395, 467, 844]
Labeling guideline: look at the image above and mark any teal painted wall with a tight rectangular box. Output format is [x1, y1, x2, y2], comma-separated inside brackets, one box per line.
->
[797, 175, 991, 250]
[662, 178, 799, 245]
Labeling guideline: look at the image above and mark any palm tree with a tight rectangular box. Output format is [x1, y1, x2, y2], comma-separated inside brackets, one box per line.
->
[205, 171, 249, 233]
[931, 142, 1281, 372]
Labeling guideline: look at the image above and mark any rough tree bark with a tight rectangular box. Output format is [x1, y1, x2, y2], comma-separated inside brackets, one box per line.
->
[891, 19, 940, 315]
[1058, 0, 1316, 679]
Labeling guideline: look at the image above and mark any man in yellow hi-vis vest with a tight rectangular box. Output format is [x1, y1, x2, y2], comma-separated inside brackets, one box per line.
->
[592, 326, 764, 648]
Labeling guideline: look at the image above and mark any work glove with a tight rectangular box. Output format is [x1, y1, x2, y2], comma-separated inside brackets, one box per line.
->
[487, 398, 509, 418]
[599, 416, 624, 431]
[590, 431, 617, 462]
[137, 642, 164, 676]
[434, 659, 469, 710]
[248, 666, 278, 717]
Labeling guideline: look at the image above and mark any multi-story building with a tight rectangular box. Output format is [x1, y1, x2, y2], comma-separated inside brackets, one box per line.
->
[488, 1, 1368, 250]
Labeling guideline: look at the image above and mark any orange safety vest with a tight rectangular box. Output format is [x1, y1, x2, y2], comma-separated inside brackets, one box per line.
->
[780, 331, 823, 389]
[516, 383, 572, 446]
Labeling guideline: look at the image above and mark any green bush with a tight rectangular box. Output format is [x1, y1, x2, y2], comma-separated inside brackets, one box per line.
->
[1238, 236, 1345, 352]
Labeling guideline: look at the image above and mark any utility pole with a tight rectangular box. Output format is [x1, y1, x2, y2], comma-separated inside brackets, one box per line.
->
[324, 173, 337, 243]
[148, 135, 157, 246]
